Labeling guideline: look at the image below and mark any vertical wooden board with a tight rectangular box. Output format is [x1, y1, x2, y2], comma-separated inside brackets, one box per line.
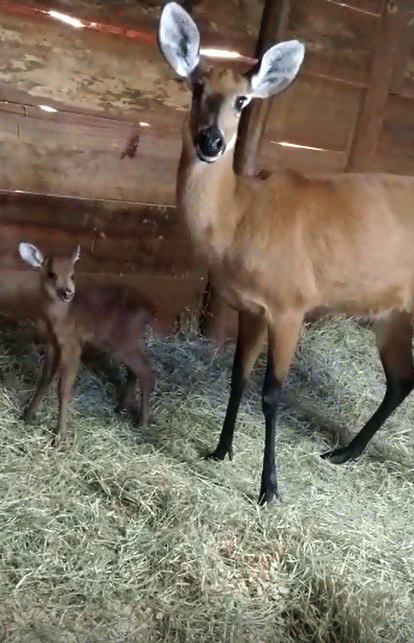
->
[261, 78, 362, 152]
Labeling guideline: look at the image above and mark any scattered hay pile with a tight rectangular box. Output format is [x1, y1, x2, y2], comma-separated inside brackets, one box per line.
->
[0, 318, 413, 642]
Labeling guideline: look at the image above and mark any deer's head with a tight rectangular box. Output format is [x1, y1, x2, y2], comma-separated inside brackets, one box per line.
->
[19, 242, 80, 303]
[158, 2, 305, 163]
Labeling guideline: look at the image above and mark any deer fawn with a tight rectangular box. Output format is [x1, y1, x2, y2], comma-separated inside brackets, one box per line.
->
[158, 2, 414, 504]
[19, 242, 157, 445]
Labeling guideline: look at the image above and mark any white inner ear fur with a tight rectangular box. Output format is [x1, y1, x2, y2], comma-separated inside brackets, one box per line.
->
[19, 242, 44, 268]
[72, 245, 81, 264]
[250, 40, 305, 98]
[158, 2, 200, 77]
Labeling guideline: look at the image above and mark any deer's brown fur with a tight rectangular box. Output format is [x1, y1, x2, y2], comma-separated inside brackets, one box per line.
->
[159, 3, 414, 504]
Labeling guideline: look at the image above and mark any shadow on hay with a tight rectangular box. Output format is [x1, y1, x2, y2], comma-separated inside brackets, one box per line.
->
[0, 319, 409, 478]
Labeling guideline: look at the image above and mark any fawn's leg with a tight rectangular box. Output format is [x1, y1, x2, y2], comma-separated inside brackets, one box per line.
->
[53, 342, 82, 446]
[117, 352, 156, 427]
[24, 340, 59, 424]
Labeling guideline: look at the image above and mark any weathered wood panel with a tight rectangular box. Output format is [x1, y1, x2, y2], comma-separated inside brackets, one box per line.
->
[0, 192, 197, 276]
[346, 0, 411, 171]
[0, 191, 206, 325]
[0, 106, 182, 202]
[258, 78, 359, 173]
[0, 10, 182, 115]
[395, 20, 414, 98]
[259, 142, 347, 174]
[374, 94, 414, 175]
[287, 0, 379, 86]
[1, 0, 262, 47]
[0, 4, 254, 118]
[262, 78, 362, 152]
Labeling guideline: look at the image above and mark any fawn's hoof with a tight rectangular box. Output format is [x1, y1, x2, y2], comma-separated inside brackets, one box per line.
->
[49, 430, 65, 449]
[22, 408, 36, 424]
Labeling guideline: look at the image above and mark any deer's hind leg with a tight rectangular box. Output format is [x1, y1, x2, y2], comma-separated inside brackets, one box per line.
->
[322, 310, 414, 464]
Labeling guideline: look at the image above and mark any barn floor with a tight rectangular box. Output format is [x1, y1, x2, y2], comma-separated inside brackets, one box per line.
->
[0, 317, 413, 642]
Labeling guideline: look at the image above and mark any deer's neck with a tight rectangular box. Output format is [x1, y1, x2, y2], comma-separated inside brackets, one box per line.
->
[177, 120, 238, 260]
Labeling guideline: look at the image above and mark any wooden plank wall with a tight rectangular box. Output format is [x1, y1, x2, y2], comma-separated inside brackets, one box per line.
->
[259, 0, 378, 174]
[1, 0, 414, 334]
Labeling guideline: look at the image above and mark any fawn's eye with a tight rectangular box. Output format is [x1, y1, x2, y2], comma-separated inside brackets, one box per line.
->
[47, 271, 56, 279]
[235, 96, 247, 111]
[70, 274, 74, 280]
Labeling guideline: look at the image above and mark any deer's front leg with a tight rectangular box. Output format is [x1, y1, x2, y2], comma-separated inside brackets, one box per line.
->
[206, 310, 267, 461]
[259, 312, 303, 505]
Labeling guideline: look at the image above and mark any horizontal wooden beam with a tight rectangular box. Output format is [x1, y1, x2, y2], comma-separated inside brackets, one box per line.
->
[0, 191, 199, 276]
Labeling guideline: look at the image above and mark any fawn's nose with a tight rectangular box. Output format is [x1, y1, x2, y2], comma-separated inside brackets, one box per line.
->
[194, 127, 225, 160]
[57, 287, 74, 302]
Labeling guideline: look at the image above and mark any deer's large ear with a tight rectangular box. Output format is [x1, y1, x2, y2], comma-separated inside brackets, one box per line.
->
[158, 2, 200, 78]
[247, 40, 305, 99]
[72, 245, 81, 264]
[19, 242, 44, 268]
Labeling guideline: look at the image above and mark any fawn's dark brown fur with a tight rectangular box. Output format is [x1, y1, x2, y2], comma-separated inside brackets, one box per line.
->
[19, 242, 157, 445]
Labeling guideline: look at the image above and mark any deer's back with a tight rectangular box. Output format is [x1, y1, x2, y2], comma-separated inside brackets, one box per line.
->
[223, 171, 414, 319]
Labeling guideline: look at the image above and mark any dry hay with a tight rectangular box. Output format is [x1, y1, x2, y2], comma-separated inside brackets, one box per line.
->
[0, 317, 413, 642]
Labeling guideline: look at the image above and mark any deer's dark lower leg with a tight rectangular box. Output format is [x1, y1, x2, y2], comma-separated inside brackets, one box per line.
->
[323, 311, 414, 464]
[206, 310, 266, 462]
[258, 360, 282, 505]
[322, 374, 414, 464]
[206, 352, 246, 461]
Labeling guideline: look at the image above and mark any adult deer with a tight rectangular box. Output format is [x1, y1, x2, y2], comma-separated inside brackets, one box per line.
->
[158, 2, 414, 504]
[19, 242, 157, 445]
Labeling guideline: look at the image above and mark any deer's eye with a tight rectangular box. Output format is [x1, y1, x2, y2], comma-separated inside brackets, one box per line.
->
[47, 271, 56, 279]
[235, 96, 247, 111]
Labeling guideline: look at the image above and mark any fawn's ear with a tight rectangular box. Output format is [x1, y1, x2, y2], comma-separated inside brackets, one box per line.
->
[19, 242, 44, 268]
[246, 40, 305, 99]
[72, 245, 81, 264]
[158, 2, 201, 78]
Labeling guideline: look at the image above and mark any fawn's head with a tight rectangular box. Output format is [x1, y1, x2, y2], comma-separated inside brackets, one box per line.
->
[19, 242, 80, 303]
[158, 2, 304, 163]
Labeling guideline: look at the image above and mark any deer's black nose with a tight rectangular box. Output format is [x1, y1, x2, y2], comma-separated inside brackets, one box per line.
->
[194, 128, 224, 159]
[57, 288, 74, 302]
